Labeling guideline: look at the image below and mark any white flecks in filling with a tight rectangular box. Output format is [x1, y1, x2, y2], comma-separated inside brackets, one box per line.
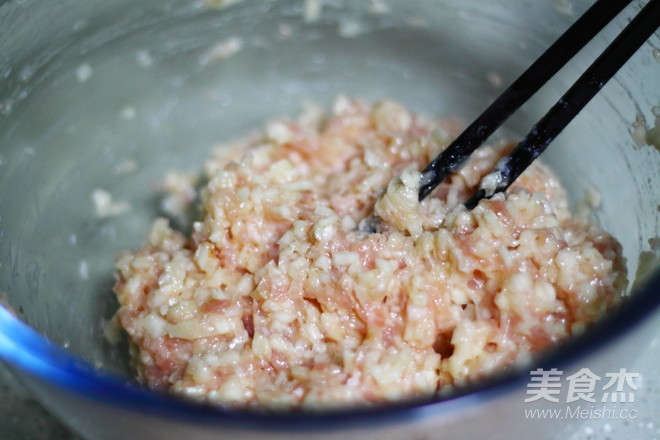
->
[113, 97, 626, 410]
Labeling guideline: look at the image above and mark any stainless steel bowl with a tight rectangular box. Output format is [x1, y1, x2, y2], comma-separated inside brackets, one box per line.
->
[0, 0, 658, 439]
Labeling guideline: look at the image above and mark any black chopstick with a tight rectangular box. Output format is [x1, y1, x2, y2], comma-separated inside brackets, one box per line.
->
[417, 0, 634, 202]
[463, 0, 660, 209]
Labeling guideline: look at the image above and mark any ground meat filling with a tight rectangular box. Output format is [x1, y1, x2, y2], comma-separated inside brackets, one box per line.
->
[113, 97, 626, 409]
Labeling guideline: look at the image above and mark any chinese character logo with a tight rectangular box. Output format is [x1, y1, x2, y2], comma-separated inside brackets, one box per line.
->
[566, 368, 601, 403]
[524, 367, 640, 403]
[601, 368, 640, 403]
[525, 368, 563, 402]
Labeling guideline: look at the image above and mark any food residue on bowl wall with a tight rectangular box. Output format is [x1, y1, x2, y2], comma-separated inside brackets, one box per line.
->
[75, 63, 94, 83]
[92, 188, 131, 218]
[631, 108, 660, 152]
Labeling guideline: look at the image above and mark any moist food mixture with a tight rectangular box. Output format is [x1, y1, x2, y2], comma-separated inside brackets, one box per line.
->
[113, 97, 626, 409]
